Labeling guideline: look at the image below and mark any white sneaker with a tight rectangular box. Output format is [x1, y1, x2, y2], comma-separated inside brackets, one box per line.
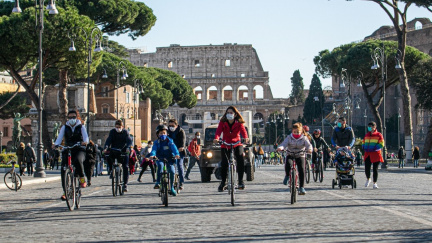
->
[373, 183, 378, 189]
[365, 178, 371, 187]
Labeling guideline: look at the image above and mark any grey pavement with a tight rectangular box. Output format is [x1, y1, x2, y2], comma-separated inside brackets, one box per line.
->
[0, 169, 61, 190]
[1, 164, 432, 242]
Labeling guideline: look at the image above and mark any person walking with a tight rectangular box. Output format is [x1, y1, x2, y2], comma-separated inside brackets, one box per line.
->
[362, 122, 384, 189]
[94, 144, 102, 177]
[355, 150, 363, 168]
[185, 132, 201, 180]
[84, 140, 97, 186]
[16, 142, 25, 176]
[24, 143, 36, 176]
[129, 145, 138, 175]
[257, 144, 264, 167]
[138, 141, 156, 182]
[412, 146, 420, 168]
[43, 148, 50, 170]
[398, 146, 406, 168]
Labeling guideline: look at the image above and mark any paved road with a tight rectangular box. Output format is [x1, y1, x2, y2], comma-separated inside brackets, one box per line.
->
[1, 164, 432, 242]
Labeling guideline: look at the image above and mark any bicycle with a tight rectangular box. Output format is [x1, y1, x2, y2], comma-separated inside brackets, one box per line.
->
[305, 153, 311, 184]
[173, 163, 180, 195]
[58, 143, 84, 211]
[312, 150, 324, 183]
[284, 150, 306, 204]
[4, 160, 22, 191]
[155, 157, 174, 207]
[109, 148, 126, 197]
[219, 140, 242, 206]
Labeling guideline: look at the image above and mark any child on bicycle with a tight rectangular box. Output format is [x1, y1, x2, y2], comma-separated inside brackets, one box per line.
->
[149, 125, 180, 196]
[276, 122, 312, 195]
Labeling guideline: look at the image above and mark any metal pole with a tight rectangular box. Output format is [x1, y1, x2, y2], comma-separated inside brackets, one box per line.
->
[34, 0, 45, 177]
[398, 108, 400, 149]
[0, 132, 3, 153]
[364, 109, 367, 135]
[133, 81, 136, 146]
[116, 70, 119, 120]
[382, 46, 388, 169]
[87, 37, 91, 138]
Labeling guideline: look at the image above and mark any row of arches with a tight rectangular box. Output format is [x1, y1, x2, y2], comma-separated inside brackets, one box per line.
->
[193, 85, 264, 101]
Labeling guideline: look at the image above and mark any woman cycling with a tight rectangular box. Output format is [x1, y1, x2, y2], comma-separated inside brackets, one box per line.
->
[213, 106, 249, 192]
[277, 123, 312, 195]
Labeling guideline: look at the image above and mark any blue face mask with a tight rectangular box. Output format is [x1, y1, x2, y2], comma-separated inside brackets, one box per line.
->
[159, 135, 167, 141]
[368, 127, 373, 132]
[337, 122, 342, 128]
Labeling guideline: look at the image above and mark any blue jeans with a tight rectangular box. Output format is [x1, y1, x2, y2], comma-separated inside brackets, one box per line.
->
[257, 155, 263, 165]
[156, 160, 175, 187]
[399, 159, 404, 168]
[414, 159, 419, 167]
[176, 157, 185, 184]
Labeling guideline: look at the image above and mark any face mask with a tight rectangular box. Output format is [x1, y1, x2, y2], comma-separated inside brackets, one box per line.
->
[292, 134, 301, 139]
[337, 122, 342, 128]
[159, 134, 167, 140]
[226, 114, 234, 120]
[69, 119, 77, 126]
[169, 126, 176, 132]
[116, 128, 122, 133]
[368, 127, 373, 132]
[197, 136, 200, 139]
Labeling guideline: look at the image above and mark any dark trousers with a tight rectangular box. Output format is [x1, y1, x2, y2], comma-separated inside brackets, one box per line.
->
[185, 156, 200, 178]
[138, 160, 156, 182]
[26, 162, 33, 175]
[108, 151, 129, 185]
[84, 160, 95, 183]
[61, 150, 86, 191]
[364, 156, 379, 183]
[220, 146, 245, 185]
[285, 156, 306, 188]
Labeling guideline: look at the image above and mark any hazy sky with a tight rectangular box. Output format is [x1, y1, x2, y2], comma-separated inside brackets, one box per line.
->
[110, 0, 431, 98]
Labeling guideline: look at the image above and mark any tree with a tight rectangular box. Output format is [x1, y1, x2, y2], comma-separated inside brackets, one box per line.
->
[289, 70, 305, 105]
[303, 74, 325, 124]
[0, 92, 29, 119]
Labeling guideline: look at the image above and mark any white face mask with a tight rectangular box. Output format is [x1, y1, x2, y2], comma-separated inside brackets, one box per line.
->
[169, 126, 176, 132]
[69, 119, 77, 126]
[116, 128, 122, 133]
[197, 136, 200, 139]
[226, 114, 235, 120]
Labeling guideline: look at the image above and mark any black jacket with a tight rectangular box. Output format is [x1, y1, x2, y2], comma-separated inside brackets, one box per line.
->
[86, 143, 97, 164]
[413, 149, 420, 160]
[168, 126, 186, 156]
[398, 148, 406, 159]
[331, 126, 355, 147]
[104, 129, 133, 152]
[313, 136, 329, 151]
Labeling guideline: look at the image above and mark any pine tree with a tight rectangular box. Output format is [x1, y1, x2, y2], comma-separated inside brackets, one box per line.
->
[289, 70, 305, 105]
[303, 74, 325, 124]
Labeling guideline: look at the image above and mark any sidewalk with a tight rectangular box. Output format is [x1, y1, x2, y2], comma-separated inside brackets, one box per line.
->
[0, 169, 61, 190]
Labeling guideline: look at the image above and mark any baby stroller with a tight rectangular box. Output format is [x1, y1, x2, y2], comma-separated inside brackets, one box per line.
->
[332, 147, 356, 189]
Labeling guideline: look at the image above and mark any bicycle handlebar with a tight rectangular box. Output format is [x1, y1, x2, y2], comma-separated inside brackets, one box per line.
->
[218, 140, 242, 146]
[57, 143, 83, 150]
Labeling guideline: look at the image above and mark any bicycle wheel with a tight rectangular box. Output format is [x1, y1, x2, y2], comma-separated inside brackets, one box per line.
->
[118, 167, 124, 196]
[75, 176, 81, 209]
[163, 176, 169, 207]
[4, 172, 19, 191]
[319, 161, 324, 183]
[112, 167, 117, 197]
[305, 162, 310, 184]
[230, 164, 235, 206]
[14, 173, 22, 191]
[64, 169, 76, 211]
[290, 169, 296, 204]
[313, 163, 318, 182]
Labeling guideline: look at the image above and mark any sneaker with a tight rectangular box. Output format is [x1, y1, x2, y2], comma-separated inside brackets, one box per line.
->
[179, 183, 184, 190]
[365, 178, 371, 187]
[373, 183, 379, 189]
[79, 178, 87, 188]
[185, 176, 190, 180]
[170, 187, 177, 196]
[137, 178, 142, 182]
[123, 184, 128, 192]
[87, 181, 91, 187]
[154, 183, 160, 189]
[218, 182, 226, 192]
[238, 182, 245, 190]
[283, 176, 289, 185]
[60, 194, 66, 201]
[299, 187, 306, 195]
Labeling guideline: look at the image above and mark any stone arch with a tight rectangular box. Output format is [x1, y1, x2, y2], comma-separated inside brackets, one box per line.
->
[101, 103, 110, 114]
[415, 21, 423, 30]
[194, 86, 203, 100]
[253, 85, 264, 100]
[179, 113, 187, 127]
[254, 112, 264, 128]
[237, 85, 248, 101]
[207, 86, 218, 100]
[222, 85, 233, 101]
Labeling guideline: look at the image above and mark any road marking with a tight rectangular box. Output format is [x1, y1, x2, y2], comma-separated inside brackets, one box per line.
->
[0, 176, 61, 190]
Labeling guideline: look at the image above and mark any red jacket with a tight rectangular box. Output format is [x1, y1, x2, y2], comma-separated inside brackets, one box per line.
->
[214, 120, 248, 149]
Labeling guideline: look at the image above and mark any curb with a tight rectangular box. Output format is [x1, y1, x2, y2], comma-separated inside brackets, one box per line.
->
[0, 176, 61, 190]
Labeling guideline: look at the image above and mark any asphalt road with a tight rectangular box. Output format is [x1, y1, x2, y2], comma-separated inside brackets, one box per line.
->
[1, 164, 432, 242]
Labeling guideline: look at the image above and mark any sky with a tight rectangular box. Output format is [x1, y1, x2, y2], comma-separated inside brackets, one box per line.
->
[110, 0, 431, 98]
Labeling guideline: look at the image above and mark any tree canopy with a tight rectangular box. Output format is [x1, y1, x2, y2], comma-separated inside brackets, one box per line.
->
[303, 74, 325, 124]
[289, 70, 305, 105]
[0, 92, 29, 119]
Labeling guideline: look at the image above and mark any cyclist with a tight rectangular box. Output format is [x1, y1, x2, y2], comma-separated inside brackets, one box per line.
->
[312, 129, 330, 168]
[331, 117, 355, 155]
[149, 125, 180, 196]
[167, 119, 186, 190]
[53, 110, 89, 200]
[276, 122, 312, 195]
[104, 120, 133, 192]
[213, 106, 249, 192]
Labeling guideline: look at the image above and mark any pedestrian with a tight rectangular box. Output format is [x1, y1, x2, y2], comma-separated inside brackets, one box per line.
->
[94, 144, 102, 177]
[252, 143, 258, 168]
[412, 146, 420, 168]
[16, 142, 25, 176]
[43, 148, 50, 170]
[263, 151, 268, 164]
[24, 143, 36, 176]
[97, 145, 104, 175]
[84, 140, 97, 186]
[134, 145, 141, 172]
[362, 121, 384, 189]
[138, 141, 156, 182]
[167, 119, 187, 190]
[129, 145, 138, 175]
[398, 146, 405, 168]
[185, 132, 201, 180]
[258, 144, 264, 166]
[355, 150, 362, 168]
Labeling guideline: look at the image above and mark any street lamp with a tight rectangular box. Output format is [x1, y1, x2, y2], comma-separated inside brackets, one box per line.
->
[132, 79, 144, 146]
[12, 0, 58, 178]
[68, 26, 104, 138]
[364, 109, 368, 135]
[398, 108, 401, 149]
[314, 96, 324, 138]
[0, 131, 3, 153]
[114, 61, 127, 119]
[282, 112, 289, 138]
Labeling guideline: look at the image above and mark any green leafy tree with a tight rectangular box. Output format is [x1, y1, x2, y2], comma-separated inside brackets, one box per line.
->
[289, 70, 305, 105]
[0, 92, 29, 119]
[303, 74, 325, 124]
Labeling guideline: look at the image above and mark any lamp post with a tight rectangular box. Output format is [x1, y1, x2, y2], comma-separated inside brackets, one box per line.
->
[67, 27, 104, 138]
[0, 131, 3, 153]
[114, 61, 128, 119]
[364, 109, 368, 135]
[13, 0, 58, 178]
[132, 79, 144, 146]
[282, 112, 289, 138]
[314, 96, 325, 138]
[397, 108, 401, 149]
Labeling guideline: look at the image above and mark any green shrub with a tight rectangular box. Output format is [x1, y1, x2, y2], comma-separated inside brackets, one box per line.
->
[0, 153, 18, 165]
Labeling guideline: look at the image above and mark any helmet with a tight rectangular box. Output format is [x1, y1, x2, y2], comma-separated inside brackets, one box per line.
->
[303, 125, 310, 132]
[155, 125, 168, 134]
[313, 129, 321, 135]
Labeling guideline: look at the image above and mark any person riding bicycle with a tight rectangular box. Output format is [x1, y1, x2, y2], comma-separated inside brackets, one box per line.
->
[312, 129, 330, 168]
[167, 119, 186, 190]
[149, 125, 180, 196]
[331, 117, 355, 156]
[277, 122, 312, 195]
[213, 106, 249, 192]
[104, 119, 133, 192]
[53, 110, 89, 200]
